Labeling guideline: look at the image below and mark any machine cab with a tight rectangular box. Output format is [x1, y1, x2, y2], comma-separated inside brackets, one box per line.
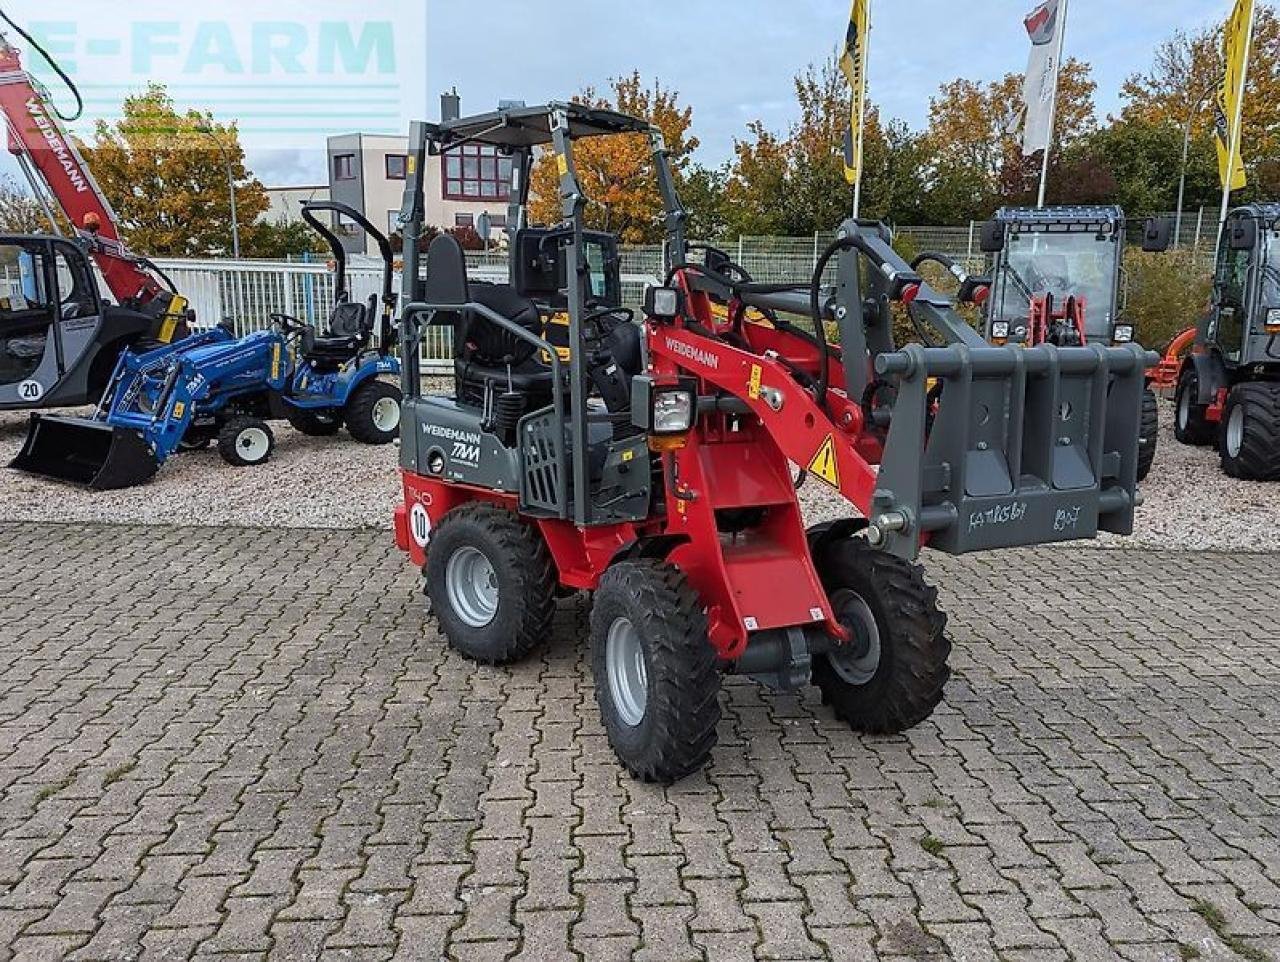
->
[1209, 205, 1280, 366]
[983, 207, 1128, 347]
[0, 235, 101, 400]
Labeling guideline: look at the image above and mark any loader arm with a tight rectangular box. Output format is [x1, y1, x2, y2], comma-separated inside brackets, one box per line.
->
[0, 30, 173, 310]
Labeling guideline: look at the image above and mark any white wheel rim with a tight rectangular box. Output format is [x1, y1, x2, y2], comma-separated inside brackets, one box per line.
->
[372, 396, 401, 432]
[445, 546, 498, 628]
[238, 428, 270, 462]
[606, 616, 648, 727]
[828, 590, 882, 687]
[1226, 404, 1245, 458]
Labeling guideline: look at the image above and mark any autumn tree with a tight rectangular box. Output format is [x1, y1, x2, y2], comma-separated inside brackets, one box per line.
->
[922, 59, 1097, 220]
[79, 84, 268, 257]
[0, 175, 57, 234]
[1120, 4, 1280, 197]
[528, 72, 698, 244]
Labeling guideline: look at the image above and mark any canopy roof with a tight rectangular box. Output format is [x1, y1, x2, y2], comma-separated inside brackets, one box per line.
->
[428, 102, 652, 150]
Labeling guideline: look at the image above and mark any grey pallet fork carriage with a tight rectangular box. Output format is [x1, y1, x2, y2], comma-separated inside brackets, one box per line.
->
[819, 220, 1155, 559]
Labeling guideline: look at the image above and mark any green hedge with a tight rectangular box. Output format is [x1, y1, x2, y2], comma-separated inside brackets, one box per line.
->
[1123, 249, 1212, 352]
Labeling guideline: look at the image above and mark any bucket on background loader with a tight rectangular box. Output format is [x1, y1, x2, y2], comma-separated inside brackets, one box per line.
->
[10, 414, 160, 490]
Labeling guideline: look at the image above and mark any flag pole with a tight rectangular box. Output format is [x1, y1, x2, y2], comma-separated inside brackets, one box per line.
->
[852, 1, 871, 219]
[1036, 0, 1069, 208]
[1218, 0, 1256, 242]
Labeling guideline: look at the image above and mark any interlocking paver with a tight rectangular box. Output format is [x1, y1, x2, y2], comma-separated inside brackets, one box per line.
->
[1, 523, 1279, 961]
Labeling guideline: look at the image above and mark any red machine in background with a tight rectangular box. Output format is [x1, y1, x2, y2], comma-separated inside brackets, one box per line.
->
[0, 11, 189, 411]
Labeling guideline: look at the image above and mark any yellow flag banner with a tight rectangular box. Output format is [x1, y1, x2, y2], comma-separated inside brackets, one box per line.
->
[1215, 0, 1253, 191]
[840, 0, 869, 186]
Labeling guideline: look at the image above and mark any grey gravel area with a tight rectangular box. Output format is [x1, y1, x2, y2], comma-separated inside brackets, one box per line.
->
[0, 397, 1275, 552]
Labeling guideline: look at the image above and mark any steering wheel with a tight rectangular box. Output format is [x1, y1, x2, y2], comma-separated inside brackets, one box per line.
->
[271, 312, 310, 337]
[582, 306, 635, 350]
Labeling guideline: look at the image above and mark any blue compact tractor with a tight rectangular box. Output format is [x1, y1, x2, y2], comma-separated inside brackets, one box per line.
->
[12, 202, 403, 489]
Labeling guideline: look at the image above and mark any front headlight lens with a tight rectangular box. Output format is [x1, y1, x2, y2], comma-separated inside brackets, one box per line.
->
[1267, 308, 1280, 328]
[991, 322, 1010, 340]
[1113, 325, 1134, 343]
[653, 389, 694, 434]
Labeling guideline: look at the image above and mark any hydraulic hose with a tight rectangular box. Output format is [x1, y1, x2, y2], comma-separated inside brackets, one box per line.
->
[810, 237, 860, 410]
[0, 7, 83, 122]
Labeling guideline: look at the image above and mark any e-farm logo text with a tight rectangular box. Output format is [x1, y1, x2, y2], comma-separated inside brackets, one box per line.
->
[20, 5, 427, 148]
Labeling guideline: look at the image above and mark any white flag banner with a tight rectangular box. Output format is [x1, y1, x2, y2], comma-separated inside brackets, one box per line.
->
[1020, 0, 1063, 157]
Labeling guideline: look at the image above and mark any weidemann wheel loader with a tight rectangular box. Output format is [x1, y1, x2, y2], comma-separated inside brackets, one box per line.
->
[392, 104, 1154, 784]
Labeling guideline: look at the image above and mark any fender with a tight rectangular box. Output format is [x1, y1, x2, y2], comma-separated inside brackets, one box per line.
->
[1184, 352, 1229, 406]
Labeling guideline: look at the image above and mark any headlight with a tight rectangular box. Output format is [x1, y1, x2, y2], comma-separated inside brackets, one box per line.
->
[653, 388, 695, 434]
[1267, 308, 1280, 330]
[1113, 325, 1134, 343]
[991, 322, 1010, 340]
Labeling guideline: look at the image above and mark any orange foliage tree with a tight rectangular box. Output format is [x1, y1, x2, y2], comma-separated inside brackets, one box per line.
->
[528, 72, 699, 244]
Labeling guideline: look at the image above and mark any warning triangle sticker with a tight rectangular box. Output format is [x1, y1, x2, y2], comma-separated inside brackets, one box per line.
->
[808, 436, 840, 489]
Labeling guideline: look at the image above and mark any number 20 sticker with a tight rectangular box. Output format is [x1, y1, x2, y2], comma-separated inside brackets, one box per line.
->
[410, 503, 432, 548]
[18, 380, 44, 402]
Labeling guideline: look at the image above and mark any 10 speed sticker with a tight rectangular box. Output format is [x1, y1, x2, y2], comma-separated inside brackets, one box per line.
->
[410, 503, 432, 548]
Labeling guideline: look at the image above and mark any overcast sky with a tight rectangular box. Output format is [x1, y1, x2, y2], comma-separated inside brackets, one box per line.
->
[4, 0, 1237, 189]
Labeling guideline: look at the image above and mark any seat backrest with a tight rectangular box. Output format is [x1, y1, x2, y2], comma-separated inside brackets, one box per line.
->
[467, 284, 541, 368]
[328, 300, 368, 339]
[422, 234, 470, 329]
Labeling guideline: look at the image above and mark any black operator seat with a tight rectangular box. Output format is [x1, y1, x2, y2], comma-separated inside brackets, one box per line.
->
[303, 294, 377, 367]
[421, 234, 555, 408]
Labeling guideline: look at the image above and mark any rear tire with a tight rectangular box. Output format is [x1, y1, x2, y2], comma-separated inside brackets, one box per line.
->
[217, 417, 275, 468]
[425, 503, 556, 665]
[810, 538, 950, 734]
[287, 407, 343, 437]
[345, 380, 402, 445]
[1219, 382, 1280, 480]
[1137, 387, 1159, 482]
[590, 561, 721, 784]
[1174, 368, 1215, 446]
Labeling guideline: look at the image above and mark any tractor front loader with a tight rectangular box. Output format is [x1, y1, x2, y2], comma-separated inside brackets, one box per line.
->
[393, 104, 1154, 784]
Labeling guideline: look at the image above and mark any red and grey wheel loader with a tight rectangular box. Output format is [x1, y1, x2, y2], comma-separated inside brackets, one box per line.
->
[393, 104, 1153, 784]
[1163, 204, 1280, 480]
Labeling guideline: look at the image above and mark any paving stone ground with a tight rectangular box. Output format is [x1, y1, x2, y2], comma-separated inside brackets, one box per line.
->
[1, 521, 1278, 962]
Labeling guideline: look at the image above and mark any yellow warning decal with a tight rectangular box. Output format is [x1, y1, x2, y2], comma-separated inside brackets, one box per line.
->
[271, 344, 282, 381]
[556, 153, 569, 176]
[748, 364, 763, 400]
[172, 401, 185, 420]
[807, 435, 840, 489]
[407, 156, 417, 175]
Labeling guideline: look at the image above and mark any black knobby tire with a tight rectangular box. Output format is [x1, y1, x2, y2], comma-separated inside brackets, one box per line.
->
[425, 503, 556, 665]
[1174, 368, 1215, 446]
[1219, 382, 1280, 481]
[287, 407, 343, 437]
[345, 380, 402, 445]
[810, 537, 950, 734]
[217, 416, 276, 468]
[589, 561, 721, 784]
[1136, 387, 1159, 483]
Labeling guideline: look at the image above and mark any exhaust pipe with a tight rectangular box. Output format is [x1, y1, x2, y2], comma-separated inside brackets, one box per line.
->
[10, 414, 161, 490]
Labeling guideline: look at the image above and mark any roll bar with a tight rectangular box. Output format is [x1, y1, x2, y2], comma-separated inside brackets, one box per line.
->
[301, 201, 396, 308]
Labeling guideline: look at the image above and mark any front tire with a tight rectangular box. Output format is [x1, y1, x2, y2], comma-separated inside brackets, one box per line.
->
[590, 562, 721, 784]
[810, 538, 950, 734]
[1137, 387, 1159, 482]
[1174, 368, 1215, 446]
[425, 503, 556, 665]
[345, 380, 402, 445]
[217, 417, 275, 468]
[1219, 383, 1280, 480]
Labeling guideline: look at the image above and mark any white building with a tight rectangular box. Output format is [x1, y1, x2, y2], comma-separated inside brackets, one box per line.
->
[262, 185, 330, 227]
[326, 93, 514, 256]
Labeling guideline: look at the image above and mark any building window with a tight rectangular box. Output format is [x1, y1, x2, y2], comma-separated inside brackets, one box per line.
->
[333, 154, 356, 181]
[488, 214, 508, 228]
[442, 144, 512, 201]
[389, 211, 400, 235]
[385, 154, 407, 180]
[454, 213, 474, 228]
